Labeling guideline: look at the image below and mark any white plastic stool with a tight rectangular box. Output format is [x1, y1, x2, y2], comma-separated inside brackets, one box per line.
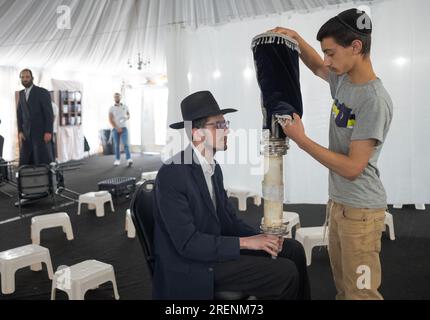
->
[393, 204, 425, 210]
[0, 244, 54, 294]
[125, 209, 136, 238]
[295, 226, 328, 266]
[31, 212, 74, 245]
[259, 211, 301, 238]
[77, 191, 114, 217]
[282, 211, 301, 238]
[51, 260, 120, 300]
[226, 188, 261, 211]
[140, 171, 158, 182]
[384, 211, 395, 240]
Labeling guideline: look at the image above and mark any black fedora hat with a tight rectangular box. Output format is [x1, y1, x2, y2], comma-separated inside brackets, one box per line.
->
[169, 91, 237, 129]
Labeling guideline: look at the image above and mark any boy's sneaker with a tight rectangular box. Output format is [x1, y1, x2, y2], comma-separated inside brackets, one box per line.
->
[114, 160, 120, 166]
[127, 159, 133, 167]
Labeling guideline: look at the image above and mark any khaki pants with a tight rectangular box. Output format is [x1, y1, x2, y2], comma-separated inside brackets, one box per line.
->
[327, 199, 386, 300]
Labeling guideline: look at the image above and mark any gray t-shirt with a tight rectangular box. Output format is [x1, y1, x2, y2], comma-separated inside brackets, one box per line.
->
[109, 104, 129, 128]
[328, 71, 393, 209]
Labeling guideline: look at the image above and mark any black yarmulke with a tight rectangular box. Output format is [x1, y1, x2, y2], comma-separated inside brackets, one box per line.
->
[336, 8, 372, 36]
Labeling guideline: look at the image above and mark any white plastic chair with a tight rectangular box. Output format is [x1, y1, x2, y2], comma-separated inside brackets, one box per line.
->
[31, 212, 74, 245]
[125, 209, 136, 238]
[393, 204, 425, 210]
[226, 188, 261, 211]
[260, 211, 301, 238]
[77, 191, 114, 217]
[0, 244, 54, 294]
[294, 212, 394, 267]
[384, 211, 395, 240]
[51, 260, 120, 300]
[295, 226, 328, 266]
[282, 211, 301, 238]
[140, 171, 158, 182]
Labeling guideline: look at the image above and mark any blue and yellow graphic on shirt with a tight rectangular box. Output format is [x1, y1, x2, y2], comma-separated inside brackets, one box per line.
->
[332, 99, 356, 129]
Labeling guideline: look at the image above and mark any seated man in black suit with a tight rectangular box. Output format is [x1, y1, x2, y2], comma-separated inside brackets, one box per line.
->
[153, 91, 310, 300]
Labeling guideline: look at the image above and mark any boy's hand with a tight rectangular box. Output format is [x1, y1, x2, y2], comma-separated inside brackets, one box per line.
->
[267, 27, 299, 41]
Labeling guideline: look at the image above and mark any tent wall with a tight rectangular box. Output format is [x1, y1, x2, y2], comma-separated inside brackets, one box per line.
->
[164, 0, 430, 205]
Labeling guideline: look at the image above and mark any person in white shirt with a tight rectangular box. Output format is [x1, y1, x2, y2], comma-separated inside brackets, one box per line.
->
[109, 93, 132, 166]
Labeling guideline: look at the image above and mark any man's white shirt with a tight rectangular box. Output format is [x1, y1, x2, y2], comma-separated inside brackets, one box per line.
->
[109, 103, 129, 128]
[191, 144, 216, 210]
[25, 85, 33, 101]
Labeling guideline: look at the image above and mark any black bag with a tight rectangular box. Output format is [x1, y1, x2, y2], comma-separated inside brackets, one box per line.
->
[98, 177, 136, 197]
[0, 158, 9, 182]
[99, 129, 114, 155]
[84, 136, 90, 152]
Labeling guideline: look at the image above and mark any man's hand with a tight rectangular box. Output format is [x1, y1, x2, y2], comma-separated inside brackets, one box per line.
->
[280, 113, 307, 147]
[117, 127, 123, 134]
[240, 234, 282, 257]
[44, 133, 52, 143]
[281, 117, 377, 181]
[267, 27, 299, 41]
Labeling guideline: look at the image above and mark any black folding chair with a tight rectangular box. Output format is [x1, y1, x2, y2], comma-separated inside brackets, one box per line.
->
[16, 165, 56, 217]
[0, 135, 15, 197]
[129, 180, 254, 300]
[0, 134, 4, 158]
[0, 158, 13, 198]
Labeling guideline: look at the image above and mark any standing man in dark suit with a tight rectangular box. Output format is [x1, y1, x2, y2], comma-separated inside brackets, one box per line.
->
[17, 69, 54, 166]
[153, 91, 310, 300]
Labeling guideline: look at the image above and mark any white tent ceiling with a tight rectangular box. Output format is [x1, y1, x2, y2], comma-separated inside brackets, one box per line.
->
[0, 0, 379, 74]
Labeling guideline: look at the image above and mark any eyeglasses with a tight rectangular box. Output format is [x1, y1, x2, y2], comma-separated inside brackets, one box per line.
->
[204, 120, 230, 130]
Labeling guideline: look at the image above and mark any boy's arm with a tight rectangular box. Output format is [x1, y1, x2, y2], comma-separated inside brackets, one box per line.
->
[282, 113, 376, 181]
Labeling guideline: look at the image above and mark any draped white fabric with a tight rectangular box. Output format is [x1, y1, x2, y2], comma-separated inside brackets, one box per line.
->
[56, 126, 85, 162]
[164, 25, 192, 157]
[0, 0, 375, 73]
[50, 79, 85, 162]
[0, 0, 166, 73]
[121, 81, 168, 152]
[147, 86, 168, 146]
[160, 0, 380, 28]
[0, 66, 21, 161]
[164, 0, 430, 205]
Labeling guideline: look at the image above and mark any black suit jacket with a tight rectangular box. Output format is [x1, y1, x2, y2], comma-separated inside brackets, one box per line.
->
[17, 85, 53, 140]
[17, 85, 54, 165]
[152, 146, 258, 299]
